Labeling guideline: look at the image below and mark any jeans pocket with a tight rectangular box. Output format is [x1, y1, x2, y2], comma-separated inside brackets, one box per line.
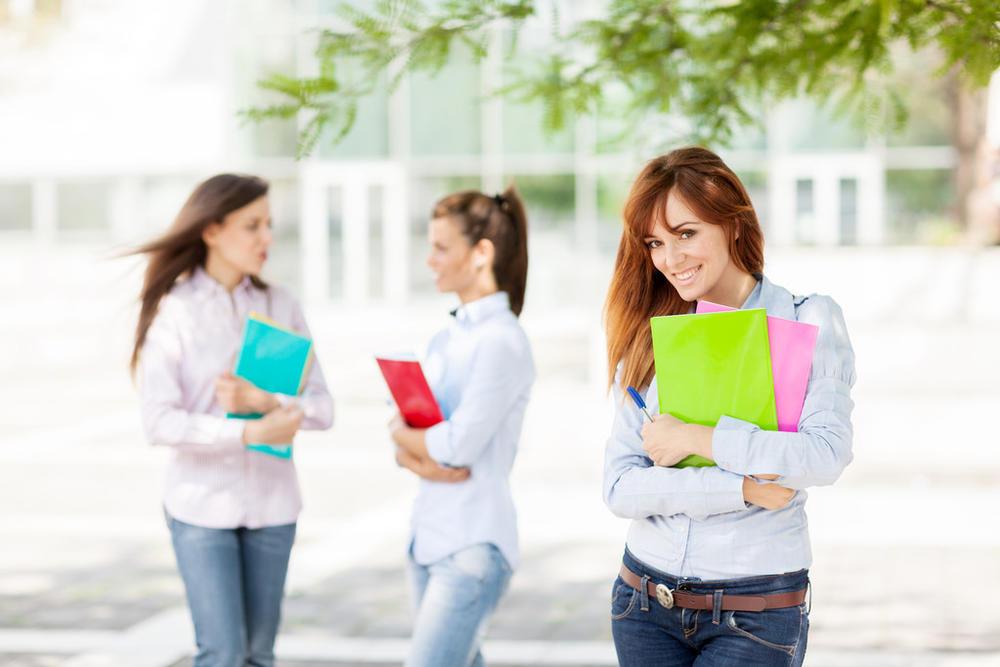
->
[611, 581, 638, 620]
[725, 608, 800, 658]
[448, 543, 504, 583]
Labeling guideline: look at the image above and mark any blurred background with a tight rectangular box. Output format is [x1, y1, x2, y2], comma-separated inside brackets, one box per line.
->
[1, 1, 999, 666]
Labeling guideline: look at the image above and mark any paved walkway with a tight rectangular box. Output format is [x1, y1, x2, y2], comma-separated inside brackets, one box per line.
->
[2, 243, 999, 666]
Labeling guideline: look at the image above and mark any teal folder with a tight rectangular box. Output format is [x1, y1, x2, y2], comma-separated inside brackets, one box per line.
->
[228, 313, 313, 459]
[650, 308, 778, 468]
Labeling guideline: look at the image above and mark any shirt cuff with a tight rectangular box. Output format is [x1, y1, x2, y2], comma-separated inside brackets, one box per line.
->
[711, 415, 759, 473]
[703, 468, 750, 516]
[424, 421, 452, 465]
[220, 418, 248, 449]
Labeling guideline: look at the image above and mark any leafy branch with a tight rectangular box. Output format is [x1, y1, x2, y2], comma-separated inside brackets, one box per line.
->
[244, 0, 1000, 157]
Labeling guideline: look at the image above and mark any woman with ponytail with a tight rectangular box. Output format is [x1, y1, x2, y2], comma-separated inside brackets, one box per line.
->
[130, 174, 333, 666]
[388, 185, 535, 667]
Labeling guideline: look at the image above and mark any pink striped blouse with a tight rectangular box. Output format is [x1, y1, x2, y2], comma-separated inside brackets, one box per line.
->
[138, 267, 333, 529]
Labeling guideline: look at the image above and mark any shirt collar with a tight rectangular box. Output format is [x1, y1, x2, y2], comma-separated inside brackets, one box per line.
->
[451, 291, 511, 325]
[738, 274, 765, 310]
[739, 274, 796, 319]
[190, 265, 255, 299]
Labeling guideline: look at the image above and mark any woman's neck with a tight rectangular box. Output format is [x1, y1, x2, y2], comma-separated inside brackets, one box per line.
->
[457, 285, 498, 305]
[203, 255, 244, 292]
[457, 269, 499, 305]
[700, 269, 758, 309]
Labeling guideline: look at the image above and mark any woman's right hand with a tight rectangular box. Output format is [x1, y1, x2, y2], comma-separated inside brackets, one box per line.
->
[742, 476, 795, 510]
[243, 404, 303, 445]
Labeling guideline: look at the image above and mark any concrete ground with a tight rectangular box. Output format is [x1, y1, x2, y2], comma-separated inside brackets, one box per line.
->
[1, 242, 999, 666]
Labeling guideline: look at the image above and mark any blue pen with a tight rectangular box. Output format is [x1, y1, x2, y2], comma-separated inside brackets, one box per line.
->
[626, 386, 654, 422]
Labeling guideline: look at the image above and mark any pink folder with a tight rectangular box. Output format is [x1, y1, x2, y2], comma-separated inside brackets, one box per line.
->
[696, 301, 818, 432]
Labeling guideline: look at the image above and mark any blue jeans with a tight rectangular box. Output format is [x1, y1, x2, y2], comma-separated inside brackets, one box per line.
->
[406, 542, 513, 667]
[166, 512, 296, 667]
[612, 548, 810, 666]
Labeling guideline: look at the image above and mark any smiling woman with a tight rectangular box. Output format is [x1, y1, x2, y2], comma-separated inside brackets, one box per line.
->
[606, 148, 765, 393]
[643, 191, 758, 308]
[602, 147, 856, 667]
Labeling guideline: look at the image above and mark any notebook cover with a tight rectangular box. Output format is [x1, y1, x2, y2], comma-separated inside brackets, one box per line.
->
[229, 313, 313, 458]
[375, 356, 444, 429]
[697, 301, 818, 432]
[651, 309, 778, 468]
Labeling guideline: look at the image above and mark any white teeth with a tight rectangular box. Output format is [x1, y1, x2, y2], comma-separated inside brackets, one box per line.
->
[676, 267, 699, 280]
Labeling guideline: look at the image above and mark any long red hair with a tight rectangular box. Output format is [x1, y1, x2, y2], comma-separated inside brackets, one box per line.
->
[603, 147, 764, 391]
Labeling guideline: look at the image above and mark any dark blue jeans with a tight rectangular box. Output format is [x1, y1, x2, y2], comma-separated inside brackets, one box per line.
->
[612, 548, 809, 666]
[166, 512, 296, 667]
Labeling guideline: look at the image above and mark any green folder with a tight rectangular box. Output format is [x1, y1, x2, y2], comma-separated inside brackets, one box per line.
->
[650, 308, 778, 468]
[228, 312, 313, 459]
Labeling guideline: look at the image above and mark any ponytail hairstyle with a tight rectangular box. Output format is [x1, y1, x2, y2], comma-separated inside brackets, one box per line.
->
[603, 147, 764, 391]
[432, 184, 530, 316]
[128, 174, 270, 375]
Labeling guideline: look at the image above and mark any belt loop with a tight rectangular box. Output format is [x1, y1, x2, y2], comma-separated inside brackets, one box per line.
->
[806, 577, 812, 614]
[639, 575, 650, 611]
[712, 589, 724, 625]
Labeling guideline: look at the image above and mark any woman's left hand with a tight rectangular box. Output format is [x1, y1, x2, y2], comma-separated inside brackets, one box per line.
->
[215, 372, 278, 415]
[641, 413, 713, 467]
[395, 446, 470, 483]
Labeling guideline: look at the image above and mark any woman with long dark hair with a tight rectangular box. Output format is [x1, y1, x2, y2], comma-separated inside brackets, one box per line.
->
[603, 147, 855, 665]
[131, 174, 333, 666]
[389, 185, 534, 667]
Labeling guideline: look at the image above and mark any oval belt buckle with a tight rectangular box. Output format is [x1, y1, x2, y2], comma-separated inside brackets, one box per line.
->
[655, 583, 674, 609]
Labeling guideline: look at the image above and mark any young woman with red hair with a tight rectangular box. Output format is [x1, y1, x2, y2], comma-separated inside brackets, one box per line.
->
[603, 147, 855, 665]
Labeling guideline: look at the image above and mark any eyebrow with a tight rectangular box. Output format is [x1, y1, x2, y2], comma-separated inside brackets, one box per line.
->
[645, 221, 697, 238]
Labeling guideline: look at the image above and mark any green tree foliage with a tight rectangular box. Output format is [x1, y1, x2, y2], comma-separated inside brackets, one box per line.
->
[245, 0, 1000, 158]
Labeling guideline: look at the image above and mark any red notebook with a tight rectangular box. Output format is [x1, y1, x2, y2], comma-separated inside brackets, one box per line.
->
[375, 355, 445, 428]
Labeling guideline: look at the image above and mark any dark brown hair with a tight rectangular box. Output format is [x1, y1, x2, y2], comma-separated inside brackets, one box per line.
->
[604, 146, 764, 390]
[432, 184, 530, 316]
[128, 174, 269, 374]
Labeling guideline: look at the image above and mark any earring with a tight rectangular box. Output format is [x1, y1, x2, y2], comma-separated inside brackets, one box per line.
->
[475, 258, 484, 269]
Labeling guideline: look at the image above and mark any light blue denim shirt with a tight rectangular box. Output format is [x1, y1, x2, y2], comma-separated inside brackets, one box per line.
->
[415, 291, 535, 570]
[603, 275, 856, 580]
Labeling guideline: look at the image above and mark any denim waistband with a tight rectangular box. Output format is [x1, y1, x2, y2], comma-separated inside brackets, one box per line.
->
[622, 547, 808, 595]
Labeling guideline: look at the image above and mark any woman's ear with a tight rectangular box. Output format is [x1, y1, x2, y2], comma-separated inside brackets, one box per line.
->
[201, 222, 221, 248]
[473, 238, 495, 270]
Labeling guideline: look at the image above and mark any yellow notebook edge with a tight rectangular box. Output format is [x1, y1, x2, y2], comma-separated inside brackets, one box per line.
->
[296, 350, 315, 396]
[248, 311, 303, 336]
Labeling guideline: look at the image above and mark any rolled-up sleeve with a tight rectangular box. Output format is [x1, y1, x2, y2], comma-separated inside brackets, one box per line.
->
[603, 368, 748, 521]
[425, 331, 530, 467]
[139, 309, 245, 451]
[711, 295, 856, 489]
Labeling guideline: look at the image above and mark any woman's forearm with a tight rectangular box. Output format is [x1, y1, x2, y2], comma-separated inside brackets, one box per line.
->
[392, 423, 431, 459]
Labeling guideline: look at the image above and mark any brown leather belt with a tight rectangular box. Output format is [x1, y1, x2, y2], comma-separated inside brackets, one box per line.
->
[620, 564, 807, 612]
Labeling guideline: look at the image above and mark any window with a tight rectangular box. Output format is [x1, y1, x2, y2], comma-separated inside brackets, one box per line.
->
[0, 184, 31, 231]
[795, 178, 815, 244]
